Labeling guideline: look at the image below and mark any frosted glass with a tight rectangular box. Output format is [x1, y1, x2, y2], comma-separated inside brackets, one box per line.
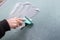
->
[8, 2, 40, 18]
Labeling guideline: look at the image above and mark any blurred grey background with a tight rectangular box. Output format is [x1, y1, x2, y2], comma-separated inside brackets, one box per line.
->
[0, 0, 59, 40]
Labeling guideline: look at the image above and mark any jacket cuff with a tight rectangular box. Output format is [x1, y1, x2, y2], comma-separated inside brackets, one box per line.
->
[0, 19, 10, 32]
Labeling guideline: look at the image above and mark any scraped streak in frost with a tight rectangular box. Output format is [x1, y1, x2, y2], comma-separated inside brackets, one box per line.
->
[8, 2, 40, 18]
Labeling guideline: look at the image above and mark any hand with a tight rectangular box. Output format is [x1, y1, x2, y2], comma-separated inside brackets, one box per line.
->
[7, 17, 24, 29]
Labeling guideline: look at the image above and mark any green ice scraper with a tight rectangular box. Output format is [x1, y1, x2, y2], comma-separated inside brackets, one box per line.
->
[21, 16, 33, 30]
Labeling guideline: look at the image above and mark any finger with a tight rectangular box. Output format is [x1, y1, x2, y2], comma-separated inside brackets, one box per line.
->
[17, 18, 25, 21]
[14, 17, 25, 21]
[13, 24, 19, 29]
[15, 19, 23, 27]
[18, 21, 23, 26]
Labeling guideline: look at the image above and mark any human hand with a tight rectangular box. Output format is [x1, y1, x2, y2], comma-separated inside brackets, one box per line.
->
[7, 17, 24, 29]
